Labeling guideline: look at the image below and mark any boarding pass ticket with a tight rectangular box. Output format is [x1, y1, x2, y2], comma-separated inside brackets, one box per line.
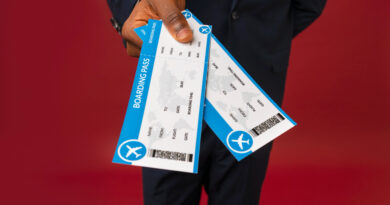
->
[185, 11, 296, 160]
[112, 19, 211, 173]
[135, 11, 296, 161]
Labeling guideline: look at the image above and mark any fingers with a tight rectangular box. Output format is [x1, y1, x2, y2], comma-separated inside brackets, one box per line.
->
[126, 41, 141, 57]
[122, 21, 143, 57]
[122, 13, 149, 57]
[121, 1, 153, 57]
[148, 0, 193, 42]
[122, 20, 145, 49]
[121, 0, 192, 57]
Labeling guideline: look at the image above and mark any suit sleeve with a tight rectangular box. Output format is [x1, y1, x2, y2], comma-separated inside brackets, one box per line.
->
[291, 0, 327, 37]
[107, 0, 138, 32]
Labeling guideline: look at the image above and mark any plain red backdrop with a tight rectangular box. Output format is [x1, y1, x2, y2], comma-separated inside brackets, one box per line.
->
[1, 0, 389, 204]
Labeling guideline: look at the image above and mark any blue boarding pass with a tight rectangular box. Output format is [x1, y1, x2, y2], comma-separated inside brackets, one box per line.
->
[136, 11, 296, 161]
[113, 19, 211, 173]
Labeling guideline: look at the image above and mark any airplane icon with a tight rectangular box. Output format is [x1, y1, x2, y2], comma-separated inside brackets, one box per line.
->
[200, 27, 210, 34]
[231, 134, 250, 150]
[126, 145, 142, 158]
[183, 12, 191, 18]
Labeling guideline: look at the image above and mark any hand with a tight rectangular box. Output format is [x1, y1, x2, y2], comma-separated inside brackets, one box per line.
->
[121, 0, 193, 57]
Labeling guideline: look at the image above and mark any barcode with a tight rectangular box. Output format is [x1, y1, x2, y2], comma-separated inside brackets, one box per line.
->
[148, 149, 193, 162]
[249, 113, 285, 137]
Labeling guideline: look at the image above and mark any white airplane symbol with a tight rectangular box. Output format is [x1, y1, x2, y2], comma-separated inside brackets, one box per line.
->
[126, 145, 142, 158]
[201, 28, 209, 33]
[231, 134, 249, 150]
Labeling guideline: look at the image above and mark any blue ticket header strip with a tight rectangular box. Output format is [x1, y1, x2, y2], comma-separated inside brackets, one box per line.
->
[112, 20, 162, 165]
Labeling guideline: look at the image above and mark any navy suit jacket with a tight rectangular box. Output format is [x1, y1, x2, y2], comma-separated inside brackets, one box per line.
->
[107, 0, 326, 105]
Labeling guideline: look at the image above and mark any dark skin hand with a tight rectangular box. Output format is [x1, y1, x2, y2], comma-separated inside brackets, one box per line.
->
[121, 0, 193, 57]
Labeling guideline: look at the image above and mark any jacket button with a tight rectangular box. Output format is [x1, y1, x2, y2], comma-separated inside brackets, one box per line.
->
[231, 11, 240, 20]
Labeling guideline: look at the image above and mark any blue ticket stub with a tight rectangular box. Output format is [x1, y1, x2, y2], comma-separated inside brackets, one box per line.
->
[113, 19, 211, 173]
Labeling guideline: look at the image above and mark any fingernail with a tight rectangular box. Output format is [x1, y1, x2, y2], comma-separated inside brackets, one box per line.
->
[176, 28, 192, 42]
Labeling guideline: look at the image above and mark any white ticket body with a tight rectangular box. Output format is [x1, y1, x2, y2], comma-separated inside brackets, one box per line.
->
[113, 19, 211, 173]
[182, 10, 297, 161]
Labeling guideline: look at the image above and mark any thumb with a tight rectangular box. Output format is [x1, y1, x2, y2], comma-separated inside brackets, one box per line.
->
[151, 1, 193, 42]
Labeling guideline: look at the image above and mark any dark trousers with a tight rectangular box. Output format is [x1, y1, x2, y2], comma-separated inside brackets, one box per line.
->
[142, 125, 273, 205]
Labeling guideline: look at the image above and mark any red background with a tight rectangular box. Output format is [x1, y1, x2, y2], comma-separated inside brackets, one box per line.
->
[1, 0, 389, 204]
